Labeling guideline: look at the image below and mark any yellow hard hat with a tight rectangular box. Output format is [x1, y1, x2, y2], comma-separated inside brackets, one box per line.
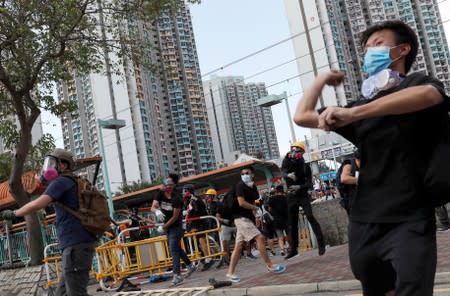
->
[206, 188, 217, 196]
[291, 141, 305, 151]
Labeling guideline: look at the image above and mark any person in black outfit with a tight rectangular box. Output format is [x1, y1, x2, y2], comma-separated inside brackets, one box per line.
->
[184, 184, 214, 271]
[282, 141, 326, 259]
[339, 149, 361, 215]
[215, 193, 236, 268]
[152, 175, 196, 286]
[294, 20, 450, 296]
[267, 185, 289, 256]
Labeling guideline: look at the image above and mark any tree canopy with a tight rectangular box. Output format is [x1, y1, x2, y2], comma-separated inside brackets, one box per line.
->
[0, 0, 200, 265]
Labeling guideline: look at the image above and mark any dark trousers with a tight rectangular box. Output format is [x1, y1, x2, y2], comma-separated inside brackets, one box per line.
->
[56, 242, 95, 296]
[349, 219, 436, 296]
[287, 191, 324, 252]
[167, 226, 191, 275]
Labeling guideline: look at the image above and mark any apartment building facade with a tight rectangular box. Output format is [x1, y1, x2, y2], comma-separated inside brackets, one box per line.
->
[285, 0, 450, 107]
[284, 0, 450, 143]
[57, 1, 215, 192]
[204, 76, 280, 166]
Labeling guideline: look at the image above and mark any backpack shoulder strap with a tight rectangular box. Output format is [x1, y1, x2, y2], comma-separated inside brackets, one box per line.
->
[54, 175, 83, 220]
[350, 158, 357, 176]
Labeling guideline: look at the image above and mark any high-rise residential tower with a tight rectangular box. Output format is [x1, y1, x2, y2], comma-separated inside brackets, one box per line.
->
[204, 76, 280, 165]
[285, 0, 450, 107]
[0, 116, 43, 154]
[57, 1, 215, 192]
[284, 0, 450, 141]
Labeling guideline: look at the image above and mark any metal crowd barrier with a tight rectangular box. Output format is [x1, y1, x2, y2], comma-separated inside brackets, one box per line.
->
[0, 222, 59, 266]
[43, 215, 224, 292]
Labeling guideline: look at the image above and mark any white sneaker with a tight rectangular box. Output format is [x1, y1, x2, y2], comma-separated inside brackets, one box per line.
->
[184, 263, 196, 278]
[171, 274, 183, 286]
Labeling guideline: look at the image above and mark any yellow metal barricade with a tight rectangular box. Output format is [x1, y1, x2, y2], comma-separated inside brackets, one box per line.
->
[95, 216, 225, 292]
[43, 216, 225, 292]
[43, 243, 61, 289]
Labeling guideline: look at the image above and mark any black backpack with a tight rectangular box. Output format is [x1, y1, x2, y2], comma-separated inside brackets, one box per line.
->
[222, 185, 237, 218]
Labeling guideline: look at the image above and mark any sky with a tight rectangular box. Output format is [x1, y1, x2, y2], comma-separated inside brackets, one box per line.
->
[189, 0, 306, 156]
[43, 0, 450, 156]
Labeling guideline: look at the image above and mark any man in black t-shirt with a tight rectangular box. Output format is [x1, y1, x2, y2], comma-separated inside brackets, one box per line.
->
[225, 167, 285, 283]
[152, 175, 196, 286]
[293, 20, 450, 296]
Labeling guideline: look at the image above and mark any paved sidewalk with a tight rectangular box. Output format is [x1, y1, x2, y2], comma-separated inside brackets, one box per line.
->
[89, 232, 450, 295]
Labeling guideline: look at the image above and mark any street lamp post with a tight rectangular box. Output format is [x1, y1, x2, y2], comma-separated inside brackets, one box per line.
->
[97, 118, 126, 217]
[331, 140, 338, 172]
[257, 91, 297, 143]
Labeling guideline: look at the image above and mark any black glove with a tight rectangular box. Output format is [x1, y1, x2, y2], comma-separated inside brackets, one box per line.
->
[1, 210, 16, 220]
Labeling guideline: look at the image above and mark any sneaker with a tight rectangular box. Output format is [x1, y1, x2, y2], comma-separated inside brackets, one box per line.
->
[268, 264, 286, 273]
[284, 251, 298, 260]
[216, 258, 224, 269]
[200, 260, 214, 271]
[171, 275, 183, 286]
[270, 250, 276, 256]
[280, 251, 286, 257]
[246, 253, 257, 259]
[226, 274, 241, 283]
[438, 227, 450, 232]
[184, 263, 196, 278]
[318, 243, 326, 256]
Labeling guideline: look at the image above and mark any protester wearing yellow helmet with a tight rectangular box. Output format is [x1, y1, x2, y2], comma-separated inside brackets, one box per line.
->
[282, 142, 325, 259]
[206, 188, 217, 196]
[291, 141, 305, 151]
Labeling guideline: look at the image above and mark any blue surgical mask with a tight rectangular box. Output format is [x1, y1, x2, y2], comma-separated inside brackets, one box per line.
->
[362, 45, 402, 77]
[241, 174, 252, 183]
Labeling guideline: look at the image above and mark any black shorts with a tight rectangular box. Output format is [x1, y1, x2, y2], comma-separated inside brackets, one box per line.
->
[187, 221, 208, 232]
[262, 222, 276, 239]
[348, 219, 436, 296]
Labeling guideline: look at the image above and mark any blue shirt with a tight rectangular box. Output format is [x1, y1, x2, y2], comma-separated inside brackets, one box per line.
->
[45, 176, 96, 249]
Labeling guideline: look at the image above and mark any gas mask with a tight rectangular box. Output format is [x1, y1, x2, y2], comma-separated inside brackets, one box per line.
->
[37, 156, 60, 184]
[289, 148, 304, 160]
[182, 189, 192, 204]
[361, 69, 403, 99]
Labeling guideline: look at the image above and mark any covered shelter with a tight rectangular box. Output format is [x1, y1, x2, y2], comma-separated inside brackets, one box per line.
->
[113, 159, 282, 207]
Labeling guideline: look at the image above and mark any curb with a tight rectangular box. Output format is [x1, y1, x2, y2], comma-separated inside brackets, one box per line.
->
[206, 272, 450, 295]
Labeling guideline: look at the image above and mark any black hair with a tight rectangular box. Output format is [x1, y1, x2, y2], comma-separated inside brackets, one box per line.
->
[168, 173, 180, 184]
[361, 20, 418, 73]
[242, 166, 255, 173]
[275, 185, 284, 192]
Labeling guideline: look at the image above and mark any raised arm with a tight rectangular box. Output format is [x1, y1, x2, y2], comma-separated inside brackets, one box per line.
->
[318, 84, 444, 130]
[294, 70, 345, 128]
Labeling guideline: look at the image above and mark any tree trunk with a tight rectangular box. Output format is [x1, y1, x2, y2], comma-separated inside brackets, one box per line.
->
[25, 213, 45, 265]
[9, 95, 45, 266]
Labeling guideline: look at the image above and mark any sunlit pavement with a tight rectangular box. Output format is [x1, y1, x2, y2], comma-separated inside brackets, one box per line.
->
[88, 232, 450, 295]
